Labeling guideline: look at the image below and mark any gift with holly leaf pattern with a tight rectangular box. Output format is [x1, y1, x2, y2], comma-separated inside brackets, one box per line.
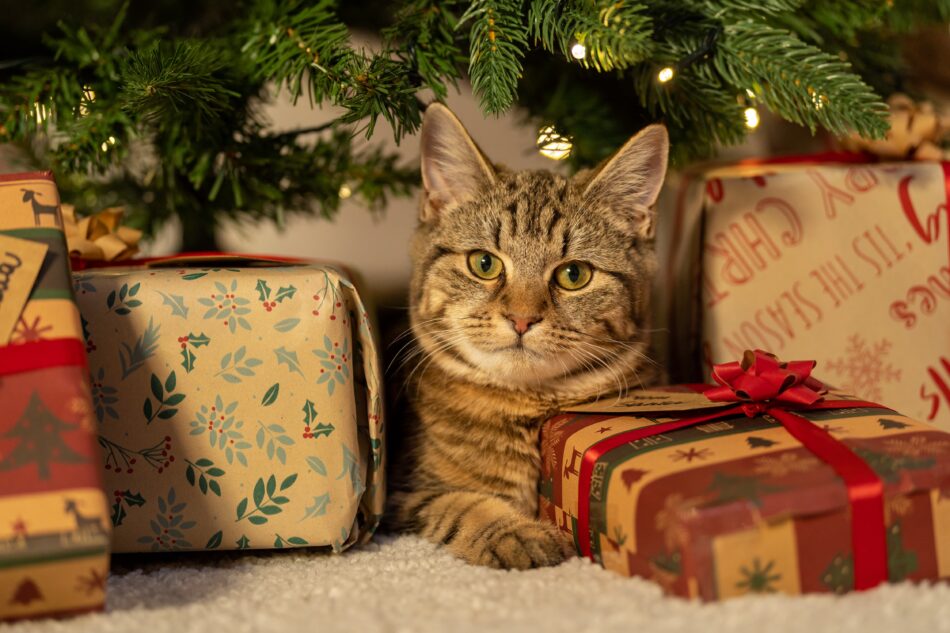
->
[0, 171, 110, 621]
[540, 350, 950, 601]
[73, 254, 384, 553]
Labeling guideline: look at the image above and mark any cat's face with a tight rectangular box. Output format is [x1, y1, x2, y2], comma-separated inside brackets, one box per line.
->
[409, 104, 668, 395]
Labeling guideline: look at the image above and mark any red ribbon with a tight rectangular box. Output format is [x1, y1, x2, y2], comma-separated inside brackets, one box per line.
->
[0, 338, 88, 376]
[575, 350, 889, 591]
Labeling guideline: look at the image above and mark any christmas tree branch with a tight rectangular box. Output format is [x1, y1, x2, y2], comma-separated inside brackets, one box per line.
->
[460, 0, 528, 114]
[714, 21, 889, 137]
[382, 0, 467, 100]
[528, 0, 653, 72]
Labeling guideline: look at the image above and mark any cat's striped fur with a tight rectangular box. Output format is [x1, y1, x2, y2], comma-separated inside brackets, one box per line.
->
[389, 104, 669, 569]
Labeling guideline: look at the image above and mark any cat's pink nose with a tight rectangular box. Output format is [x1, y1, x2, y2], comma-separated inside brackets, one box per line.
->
[507, 314, 542, 335]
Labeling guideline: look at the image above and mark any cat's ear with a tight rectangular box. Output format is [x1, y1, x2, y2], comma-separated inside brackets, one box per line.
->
[419, 103, 496, 222]
[583, 124, 669, 239]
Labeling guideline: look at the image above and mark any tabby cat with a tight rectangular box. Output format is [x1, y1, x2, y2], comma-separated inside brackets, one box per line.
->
[389, 103, 669, 570]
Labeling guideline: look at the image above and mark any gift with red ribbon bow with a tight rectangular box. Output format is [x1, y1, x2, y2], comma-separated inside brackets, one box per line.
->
[539, 350, 950, 600]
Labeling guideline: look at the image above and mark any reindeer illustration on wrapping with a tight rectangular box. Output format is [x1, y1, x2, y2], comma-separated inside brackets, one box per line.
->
[21, 189, 61, 228]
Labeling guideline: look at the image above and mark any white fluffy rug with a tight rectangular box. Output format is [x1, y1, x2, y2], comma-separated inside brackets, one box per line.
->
[4, 535, 950, 633]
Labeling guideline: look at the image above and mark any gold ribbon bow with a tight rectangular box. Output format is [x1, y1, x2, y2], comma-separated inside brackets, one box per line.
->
[840, 93, 949, 161]
[62, 205, 141, 261]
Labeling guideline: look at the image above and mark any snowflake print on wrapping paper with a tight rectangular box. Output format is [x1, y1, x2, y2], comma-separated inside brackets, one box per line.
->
[825, 335, 901, 401]
[670, 447, 711, 463]
[75, 569, 106, 595]
[90, 367, 119, 423]
[10, 315, 53, 343]
[198, 280, 252, 333]
[736, 558, 781, 593]
[313, 335, 350, 396]
[136, 488, 196, 551]
[188, 396, 252, 466]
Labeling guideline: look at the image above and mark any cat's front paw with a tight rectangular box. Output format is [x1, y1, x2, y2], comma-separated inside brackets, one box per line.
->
[474, 520, 574, 570]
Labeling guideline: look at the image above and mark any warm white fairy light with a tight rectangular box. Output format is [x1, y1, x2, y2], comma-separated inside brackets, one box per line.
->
[100, 135, 117, 152]
[338, 183, 353, 199]
[744, 107, 760, 129]
[537, 125, 572, 160]
[33, 102, 50, 124]
[745, 88, 755, 99]
[80, 85, 96, 116]
[570, 42, 587, 60]
[657, 67, 675, 83]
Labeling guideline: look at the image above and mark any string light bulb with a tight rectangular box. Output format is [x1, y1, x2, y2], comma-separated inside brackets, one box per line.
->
[100, 135, 117, 152]
[338, 183, 353, 199]
[570, 42, 587, 60]
[744, 107, 760, 129]
[537, 125, 573, 160]
[657, 67, 675, 83]
[33, 102, 50, 124]
[80, 85, 96, 116]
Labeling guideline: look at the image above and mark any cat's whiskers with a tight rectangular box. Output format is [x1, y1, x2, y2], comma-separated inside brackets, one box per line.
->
[574, 330, 659, 369]
[396, 327, 466, 394]
[409, 331, 476, 396]
[569, 340, 629, 401]
[386, 316, 456, 376]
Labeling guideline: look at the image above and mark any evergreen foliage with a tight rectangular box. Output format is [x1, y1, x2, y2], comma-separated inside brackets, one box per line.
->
[0, 0, 945, 246]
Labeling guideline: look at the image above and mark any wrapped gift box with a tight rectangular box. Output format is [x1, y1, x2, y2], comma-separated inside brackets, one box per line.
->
[0, 172, 110, 621]
[74, 255, 384, 552]
[654, 157, 950, 428]
[539, 352, 950, 601]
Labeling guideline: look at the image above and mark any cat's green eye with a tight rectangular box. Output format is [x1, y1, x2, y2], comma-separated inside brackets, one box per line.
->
[467, 251, 504, 280]
[554, 261, 593, 290]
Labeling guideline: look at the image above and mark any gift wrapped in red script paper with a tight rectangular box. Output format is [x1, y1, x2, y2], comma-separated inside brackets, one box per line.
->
[540, 350, 950, 600]
[654, 157, 950, 428]
[0, 172, 110, 621]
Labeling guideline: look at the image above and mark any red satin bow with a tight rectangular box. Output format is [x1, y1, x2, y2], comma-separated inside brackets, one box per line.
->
[705, 349, 825, 415]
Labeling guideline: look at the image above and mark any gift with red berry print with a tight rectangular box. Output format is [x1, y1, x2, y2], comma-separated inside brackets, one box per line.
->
[0, 171, 110, 621]
[73, 254, 384, 553]
[653, 156, 950, 428]
[539, 350, 950, 601]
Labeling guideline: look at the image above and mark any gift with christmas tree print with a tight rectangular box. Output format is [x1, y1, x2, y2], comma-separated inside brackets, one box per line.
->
[539, 350, 950, 601]
[73, 255, 384, 553]
[654, 156, 950, 428]
[0, 171, 110, 622]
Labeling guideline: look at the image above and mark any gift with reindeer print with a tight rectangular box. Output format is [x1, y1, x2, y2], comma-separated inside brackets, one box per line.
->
[539, 351, 950, 601]
[0, 171, 110, 621]
[73, 255, 385, 553]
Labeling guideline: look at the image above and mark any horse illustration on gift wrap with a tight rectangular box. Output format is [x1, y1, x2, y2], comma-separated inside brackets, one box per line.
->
[0, 498, 107, 557]
[20, 189, 62, 228]
[63, 499, 106, 539]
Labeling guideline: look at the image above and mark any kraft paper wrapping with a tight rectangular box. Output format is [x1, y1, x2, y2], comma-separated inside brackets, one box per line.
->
[655, 159, 950, 429]
[0, 172, 110, 621]
[540, 389, 950, 600]
[74, 261, 385, 553]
